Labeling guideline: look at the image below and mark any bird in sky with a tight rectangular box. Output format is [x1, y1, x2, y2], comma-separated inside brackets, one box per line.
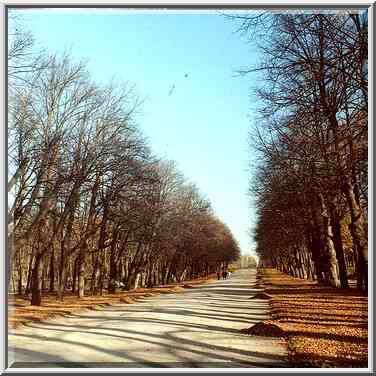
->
[168, 74, 189, 96]
[168, 84, 175, 96]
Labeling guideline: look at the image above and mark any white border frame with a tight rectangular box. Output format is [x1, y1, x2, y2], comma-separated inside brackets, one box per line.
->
[0, 1, 373, 374]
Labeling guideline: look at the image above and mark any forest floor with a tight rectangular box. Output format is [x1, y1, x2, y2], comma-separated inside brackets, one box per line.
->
[257, 268, 368, 368]
[8, 275, 216, 329]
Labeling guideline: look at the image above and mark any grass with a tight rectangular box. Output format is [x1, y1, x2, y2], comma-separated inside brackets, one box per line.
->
[8, 274, 215, 329]
[259, 268, 368, 368]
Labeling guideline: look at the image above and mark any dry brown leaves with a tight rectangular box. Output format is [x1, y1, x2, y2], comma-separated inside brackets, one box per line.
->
[260, 268, 368, 368]
[240, 321, 286, 337]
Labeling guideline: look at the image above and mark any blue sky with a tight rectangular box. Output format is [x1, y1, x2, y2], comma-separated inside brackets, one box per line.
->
[11, 8, 262, 256]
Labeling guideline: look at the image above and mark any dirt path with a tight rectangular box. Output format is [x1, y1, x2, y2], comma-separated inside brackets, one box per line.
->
[8, 268, 287, 368]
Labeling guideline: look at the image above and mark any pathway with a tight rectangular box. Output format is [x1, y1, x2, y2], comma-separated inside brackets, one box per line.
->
[8, 268, 287, 368]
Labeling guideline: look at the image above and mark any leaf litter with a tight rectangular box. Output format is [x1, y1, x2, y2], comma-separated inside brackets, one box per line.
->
[242, 268, 368, 368]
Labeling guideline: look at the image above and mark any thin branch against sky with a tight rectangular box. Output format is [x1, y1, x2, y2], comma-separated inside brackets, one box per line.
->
[10, 8, 261, 255]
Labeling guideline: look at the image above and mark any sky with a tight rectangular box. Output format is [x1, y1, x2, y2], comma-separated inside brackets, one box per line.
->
[10, 8, 263, 257]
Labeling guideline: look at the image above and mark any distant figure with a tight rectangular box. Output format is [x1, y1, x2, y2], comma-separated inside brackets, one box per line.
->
[228, 271, 232, 278]
[222, 271, 228, 280]
[217, 271, 221, 280]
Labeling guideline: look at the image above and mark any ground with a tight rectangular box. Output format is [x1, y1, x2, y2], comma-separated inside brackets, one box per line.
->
[258, 268, 368, 368]
[8, 269, 287, 368]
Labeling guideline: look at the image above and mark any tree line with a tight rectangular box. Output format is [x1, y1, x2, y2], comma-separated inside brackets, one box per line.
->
[7, 17, 240, 305]
[233, 11, 368, 290]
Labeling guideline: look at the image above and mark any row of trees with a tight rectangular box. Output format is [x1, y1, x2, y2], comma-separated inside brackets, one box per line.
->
[8, 18, 240, 305]
[238, 11, 368, 290]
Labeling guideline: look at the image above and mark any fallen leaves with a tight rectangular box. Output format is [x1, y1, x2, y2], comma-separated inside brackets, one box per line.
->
[257, 268, 368, 368]
[249, 292, 272, 300]
[241, 321, 286, 337]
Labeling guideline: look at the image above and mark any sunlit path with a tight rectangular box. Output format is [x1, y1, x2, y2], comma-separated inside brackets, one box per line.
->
[9, 269, 287, 368]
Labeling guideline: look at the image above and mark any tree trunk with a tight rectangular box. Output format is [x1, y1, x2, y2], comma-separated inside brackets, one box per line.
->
[49, 248, 55, 292]
[31, 252, 44, 306]
[154, 263, 160, 285]
[331, 214, 349, 289]
[17, 252, 23, 295]
[72, 256, 79, 293]
[42, 258, 48, 291]
[134, 273, 141, 289]
[78, 247, 86, 298]
[318, 194, 340, 287]
[355, 247, 367, 292]
[98, 251, 106, 296]
[342, 178, 368, 291]
[24, 254, 34, 296]
[108, 235, 119, 293]
[119, 258, 125, 282]
[57, 253, 70, 301]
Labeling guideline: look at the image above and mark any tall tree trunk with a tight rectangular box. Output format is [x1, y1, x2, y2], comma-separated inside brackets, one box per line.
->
[155, 262, 160, 285]
[307, 225, 325, 284]
[108, 232, 119, 293]
[77, 245, 86, 298]
[57, 251, 70, 301]
[317, 194, 340, 287]
[17, 251, 23, 295]
[120, 258, 126, 283]
[24, 254, 34, 296]
[126, 242, 143, 290]
[342, 177, 368, 291]
[91, 254, 100, 295]
[31, 252, 44, 306]
[98, 251, 106, 296]
[41, 257, 48, 291]
[72, 256, 79, 293]
[49, 248, 55, 292]
[330, 213, 349, 289]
